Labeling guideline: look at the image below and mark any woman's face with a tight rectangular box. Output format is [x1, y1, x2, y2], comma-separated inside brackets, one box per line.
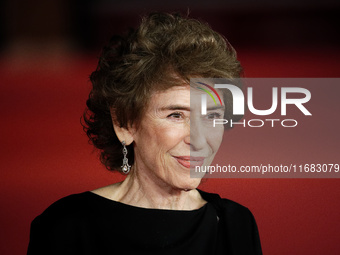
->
[131, 85, 224, 191]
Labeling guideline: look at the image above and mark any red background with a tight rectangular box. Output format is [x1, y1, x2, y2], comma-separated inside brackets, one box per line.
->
[1, 48, 339, 255]
[1, 1, 340, 255]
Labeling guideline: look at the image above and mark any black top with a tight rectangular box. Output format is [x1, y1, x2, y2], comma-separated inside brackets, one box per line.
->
[27, 189, 262, 255]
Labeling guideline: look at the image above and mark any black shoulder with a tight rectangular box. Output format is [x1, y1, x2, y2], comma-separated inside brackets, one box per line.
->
[27, 192, 93, 255]
[32, 192, 95, 235]
[30, 192, 94, 232]
[40, 192, 92, 218]
[198, 189, 250, 215]
[198, 188, 257, 225]
[198, 189, 263, 255]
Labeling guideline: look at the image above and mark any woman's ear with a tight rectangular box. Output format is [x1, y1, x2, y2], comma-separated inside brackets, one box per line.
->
[110, 108, 134, 145]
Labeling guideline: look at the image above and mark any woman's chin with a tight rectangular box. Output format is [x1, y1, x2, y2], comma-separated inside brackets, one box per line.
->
[176, 176, 202, 191]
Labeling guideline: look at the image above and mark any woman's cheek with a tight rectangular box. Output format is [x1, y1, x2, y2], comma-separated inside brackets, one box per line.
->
[208, 127, 224, 151]
[160, 123, 187, 139]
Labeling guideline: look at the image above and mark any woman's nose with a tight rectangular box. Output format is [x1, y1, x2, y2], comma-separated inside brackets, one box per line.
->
[189, 118, 207, 151]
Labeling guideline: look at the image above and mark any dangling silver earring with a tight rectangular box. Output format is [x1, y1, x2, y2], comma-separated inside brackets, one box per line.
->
[121, 141, 131, 174]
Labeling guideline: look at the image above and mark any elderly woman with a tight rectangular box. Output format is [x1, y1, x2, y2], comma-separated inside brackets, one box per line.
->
[27, 12, 262, 255]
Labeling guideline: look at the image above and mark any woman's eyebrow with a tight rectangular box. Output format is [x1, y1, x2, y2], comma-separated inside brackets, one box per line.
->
[207, 105, 225, 111]
[159, 105, 190, 111]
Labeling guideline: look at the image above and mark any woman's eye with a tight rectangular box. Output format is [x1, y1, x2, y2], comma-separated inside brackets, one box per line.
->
[207, 112, 223, 119]
[168, 112, 183, 119]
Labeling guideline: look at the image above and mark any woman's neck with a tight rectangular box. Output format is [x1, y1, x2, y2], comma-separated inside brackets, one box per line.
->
[94, 170, 206, 210]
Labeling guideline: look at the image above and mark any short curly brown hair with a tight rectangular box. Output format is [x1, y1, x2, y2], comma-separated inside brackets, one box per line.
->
[82, 12, 243, 172]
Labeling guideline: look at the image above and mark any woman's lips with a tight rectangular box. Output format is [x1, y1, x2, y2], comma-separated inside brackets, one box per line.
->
[174, 156, 205, 168]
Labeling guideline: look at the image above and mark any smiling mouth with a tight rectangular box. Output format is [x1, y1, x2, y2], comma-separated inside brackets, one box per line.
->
[173, 156, 205, 169]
